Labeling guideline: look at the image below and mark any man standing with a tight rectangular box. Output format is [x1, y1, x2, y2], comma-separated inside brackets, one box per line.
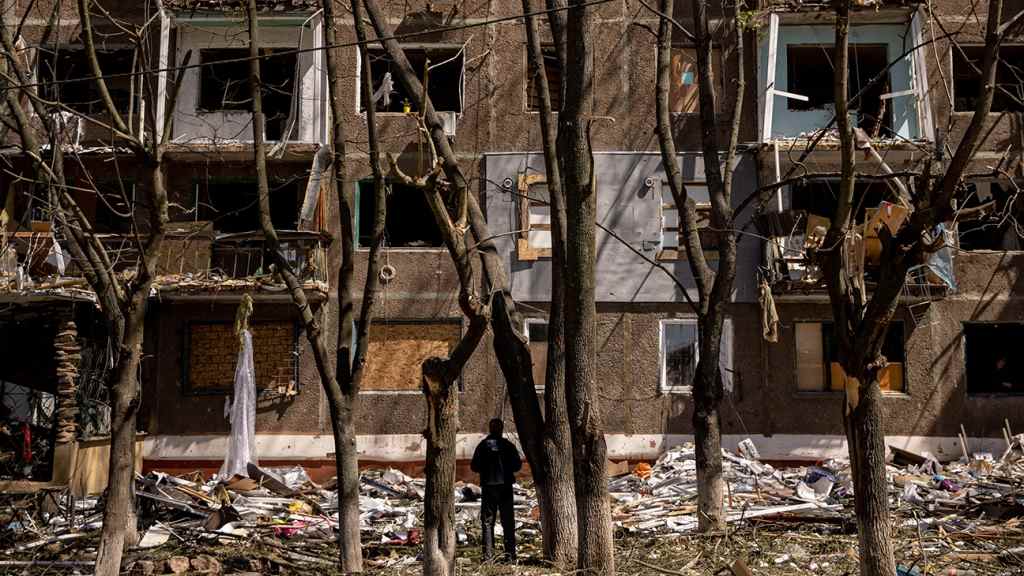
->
[470, 418, 522, 562]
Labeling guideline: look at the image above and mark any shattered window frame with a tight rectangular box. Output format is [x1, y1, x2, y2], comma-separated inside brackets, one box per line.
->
[525, 44, 562, 112]
[355, 179, 445, 249]
[955, 180, 1024, 252]
[358, 44, 465, 114]
[36, 45, 138, 116]
[660, 318, 699, 394]
[963, 322, 1024, 396]
[951, 44, 1024, 113]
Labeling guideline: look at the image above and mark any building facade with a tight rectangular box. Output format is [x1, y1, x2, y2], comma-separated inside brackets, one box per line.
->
[1, 0, 1022, 483]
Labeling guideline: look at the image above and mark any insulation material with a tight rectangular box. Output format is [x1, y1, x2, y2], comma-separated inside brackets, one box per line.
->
[759, 279, 779, 343]
[923, 224, 957, 291]
[219, 329, 258, 479]
[720, 318, 735, 393]
[363, 323, 460, 391]
[298, 146, 329, 230]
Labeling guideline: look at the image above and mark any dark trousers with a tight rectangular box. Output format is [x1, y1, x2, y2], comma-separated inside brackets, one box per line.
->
[480, 483, 516, 561]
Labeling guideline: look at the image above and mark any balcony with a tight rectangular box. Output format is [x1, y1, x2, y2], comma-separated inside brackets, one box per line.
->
[1, 224, 330, 301]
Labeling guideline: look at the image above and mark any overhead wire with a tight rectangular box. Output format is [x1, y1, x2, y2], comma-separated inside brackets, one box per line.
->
[1, 0, 618, 94]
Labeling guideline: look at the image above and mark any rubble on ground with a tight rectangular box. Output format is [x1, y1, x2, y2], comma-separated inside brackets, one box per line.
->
[1, 434, 1023, 574]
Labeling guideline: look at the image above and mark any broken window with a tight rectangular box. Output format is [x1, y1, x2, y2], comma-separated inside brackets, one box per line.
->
[661, 319, 699, 393]
[361, 46, 463, 113]
[198, 48, 297, 140]
[795, 321, 905, 392]
[761, 19, 926, 141]
[524, 319, 548, 390]
[964, 323, 1024, 395]
[660, 183, 717, 260]
[957, 181, 1023, 251]
[196, 178, 302, 234]
[790, 180, 891, 224]
[953, 45, 1024, 113]
[90, 181, 136, 234]
[184, 321, 298, 395]
[357, 180, 444, 248]
[785, 44, 892, 135]
[37, 47, 136, 114]
[516, 174, 552, 260]
[362, 322, 462, 392]
[669, 47, 723, 114]
[526, 45, 562, 111]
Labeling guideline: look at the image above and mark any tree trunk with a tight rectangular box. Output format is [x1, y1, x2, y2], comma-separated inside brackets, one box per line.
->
[421, 358, 459, 576]
[326, 388, 363, 569]
[559, 2, 614, 573]
[358, 0, 579, 567]
[246, 1, 365, 568]
[514, 1, 578, 566]
[693, 314, 725, 530]
[846, 369, 896, 576]
[490, 295, 577, 568]
[95, 293, 150, 576]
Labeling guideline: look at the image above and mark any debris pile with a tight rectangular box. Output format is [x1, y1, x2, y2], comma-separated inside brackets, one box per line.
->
[1, 434, 1023, 574]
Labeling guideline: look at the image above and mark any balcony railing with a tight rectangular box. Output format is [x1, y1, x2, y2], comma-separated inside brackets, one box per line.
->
[210, 230, 330, 285]
[2, 225, 331, 294]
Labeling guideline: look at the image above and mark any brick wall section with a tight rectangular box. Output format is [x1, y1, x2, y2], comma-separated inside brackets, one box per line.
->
[187, 322, 295, 393]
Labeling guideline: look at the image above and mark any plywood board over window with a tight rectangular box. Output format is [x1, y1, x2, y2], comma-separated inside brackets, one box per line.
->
[517, 174, 552, 260]
[362, 322, 462, 392]
[185, 321, 298, 394]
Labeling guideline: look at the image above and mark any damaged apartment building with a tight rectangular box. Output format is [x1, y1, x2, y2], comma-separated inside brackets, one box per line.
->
[1, 0, 1022, 486]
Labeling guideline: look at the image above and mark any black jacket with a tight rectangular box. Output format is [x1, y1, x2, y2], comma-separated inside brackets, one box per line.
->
[470, 434, 522, 486]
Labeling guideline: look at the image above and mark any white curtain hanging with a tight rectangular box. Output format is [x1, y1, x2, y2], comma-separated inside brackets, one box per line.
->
[219, 328, 258, 478]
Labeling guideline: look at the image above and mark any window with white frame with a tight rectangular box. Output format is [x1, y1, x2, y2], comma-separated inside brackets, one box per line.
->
[759, 15, 930, 141]
[524, 319, 548, 390]
[660, 319, 699, 393]
[660, 183, 717, 260]
[172, 20, 324, 144]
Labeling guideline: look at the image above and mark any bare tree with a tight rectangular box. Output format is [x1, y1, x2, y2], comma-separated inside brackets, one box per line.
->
[357, 0, 582, 569]
[0, 1, 184, 573]
[243, 0, 390, 569]
[516, 0, 579, 567]
[554, 1, 616, 572]
[814, 1, 1014, 574]
[652, 0, 746, 530]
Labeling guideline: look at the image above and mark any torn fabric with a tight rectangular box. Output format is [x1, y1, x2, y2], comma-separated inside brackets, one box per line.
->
[219, 328, 258, 478]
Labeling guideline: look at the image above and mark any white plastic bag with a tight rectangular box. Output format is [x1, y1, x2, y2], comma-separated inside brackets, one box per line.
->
[219, 329, 258, 478]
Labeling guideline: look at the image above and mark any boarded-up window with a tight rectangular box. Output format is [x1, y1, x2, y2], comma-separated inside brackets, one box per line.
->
[185, 322, 297, 394]
[517, 174, 552, 260]
[670, 47, 722, 114]
[362, 322, 462, 392]
[525, 320, 548, 390]
[659, 183, 717, 260]
[795, 321, 904, 393]
[526, 45, 562, 111]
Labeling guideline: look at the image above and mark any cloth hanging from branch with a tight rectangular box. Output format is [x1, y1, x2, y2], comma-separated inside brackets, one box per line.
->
[221, 296, 258, 478]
